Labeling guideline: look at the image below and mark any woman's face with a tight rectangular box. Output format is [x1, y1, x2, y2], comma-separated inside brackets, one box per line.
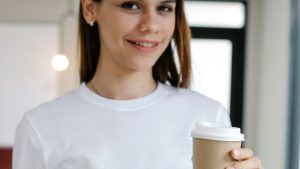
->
[94, 0, 176, 72]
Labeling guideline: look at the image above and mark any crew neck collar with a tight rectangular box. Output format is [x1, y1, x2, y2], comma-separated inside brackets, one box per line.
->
[76, 82, 170, 112]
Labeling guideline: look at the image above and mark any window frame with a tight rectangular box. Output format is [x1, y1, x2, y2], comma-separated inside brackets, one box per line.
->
[287, 0, 300, 168]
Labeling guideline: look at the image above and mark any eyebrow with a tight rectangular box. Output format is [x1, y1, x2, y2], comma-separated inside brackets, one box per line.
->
[137, 0, 176, 3]
[162, 0, 176, 3]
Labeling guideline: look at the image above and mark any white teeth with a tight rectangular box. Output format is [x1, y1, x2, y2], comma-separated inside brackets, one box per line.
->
[134, 42, 155, 47]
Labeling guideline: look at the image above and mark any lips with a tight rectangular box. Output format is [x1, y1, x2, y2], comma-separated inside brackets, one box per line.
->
[127, 39, 159, 48]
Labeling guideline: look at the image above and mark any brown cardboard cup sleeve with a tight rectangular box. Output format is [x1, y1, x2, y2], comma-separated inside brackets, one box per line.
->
[191, 122, 245, 169]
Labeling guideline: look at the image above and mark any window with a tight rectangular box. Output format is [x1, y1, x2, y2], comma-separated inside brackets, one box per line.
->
[185, 1, 245, 28]
[191, 39, 232, 111]
[186, 0, 247, 129]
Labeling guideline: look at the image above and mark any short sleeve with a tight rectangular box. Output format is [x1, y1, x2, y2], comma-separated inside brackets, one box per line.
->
[216, 104, 232, 127]
[13, 115, 45, 169]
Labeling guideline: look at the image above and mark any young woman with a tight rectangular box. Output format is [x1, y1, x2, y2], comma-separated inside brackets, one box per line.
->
[13, 0, 263, 168]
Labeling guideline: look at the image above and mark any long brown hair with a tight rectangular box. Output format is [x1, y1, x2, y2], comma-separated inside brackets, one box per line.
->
[79, 0, 191, 88]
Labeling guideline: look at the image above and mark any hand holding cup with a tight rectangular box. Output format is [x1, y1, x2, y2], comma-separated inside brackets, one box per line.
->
[191, 122, 244, 169]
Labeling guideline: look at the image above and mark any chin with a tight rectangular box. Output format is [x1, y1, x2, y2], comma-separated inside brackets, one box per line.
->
[127, 62, 156, 72]
[128, 57, 159, 70]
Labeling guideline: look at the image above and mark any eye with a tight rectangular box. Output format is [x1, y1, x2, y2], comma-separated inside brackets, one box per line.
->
[158, 5, 173, 13]
[120, 1, 140, 10]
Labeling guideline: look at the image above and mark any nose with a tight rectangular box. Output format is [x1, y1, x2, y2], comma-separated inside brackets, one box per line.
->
[138, 10, 160, 34]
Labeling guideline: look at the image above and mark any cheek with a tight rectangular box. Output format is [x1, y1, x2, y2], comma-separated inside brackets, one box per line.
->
[99, 11, 134, 31]
[108, 13, 138, 30]
[104, 16, 138, 43]
[162, 18, 176, 38]
[161, 26, 175, 44]
[99, 18, 127, 45]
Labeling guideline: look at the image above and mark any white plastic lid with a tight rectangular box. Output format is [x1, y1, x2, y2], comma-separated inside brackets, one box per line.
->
[191, 122, 245, 141]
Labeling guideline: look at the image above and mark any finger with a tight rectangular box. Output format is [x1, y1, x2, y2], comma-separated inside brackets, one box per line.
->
[226, 156, 263, 169]
[230, 148, 254, 161]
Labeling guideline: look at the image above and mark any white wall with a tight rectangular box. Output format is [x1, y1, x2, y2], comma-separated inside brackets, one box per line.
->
[0, 23, 59, 146]
[0, 0, 80, 147]
[57, 15, 80, 95]
[244, 0, 290, 168]
[0, 0, 78, 22]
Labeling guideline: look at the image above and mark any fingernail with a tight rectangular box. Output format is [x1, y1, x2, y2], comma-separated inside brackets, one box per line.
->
[233, 149, 241, 157]
[226, 166, 235, 169]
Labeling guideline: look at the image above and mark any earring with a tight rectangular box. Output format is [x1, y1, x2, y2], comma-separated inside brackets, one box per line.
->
[89, 21, 95, 27]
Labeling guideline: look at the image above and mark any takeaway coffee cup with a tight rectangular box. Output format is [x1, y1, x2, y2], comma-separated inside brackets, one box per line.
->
[191, 122, 245, 169]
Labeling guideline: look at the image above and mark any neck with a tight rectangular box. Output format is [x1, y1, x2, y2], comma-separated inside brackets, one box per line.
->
[89, 67, 157, 100]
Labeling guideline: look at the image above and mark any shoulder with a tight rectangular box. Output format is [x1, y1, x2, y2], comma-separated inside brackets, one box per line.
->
[161, 83, 221, 107]
[29, 90, 75, 112]
[23, 86, 83, 127]
[159, 83, 231, 126]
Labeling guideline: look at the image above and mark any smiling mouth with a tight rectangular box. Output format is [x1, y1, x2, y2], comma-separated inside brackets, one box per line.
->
[127, 40, 159, 48]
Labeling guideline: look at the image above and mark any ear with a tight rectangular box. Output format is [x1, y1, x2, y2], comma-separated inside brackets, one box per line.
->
[81, 0, 98, 24]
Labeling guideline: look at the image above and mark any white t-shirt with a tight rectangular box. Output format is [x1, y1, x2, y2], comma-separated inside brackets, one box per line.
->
[13, 82, 231, 169]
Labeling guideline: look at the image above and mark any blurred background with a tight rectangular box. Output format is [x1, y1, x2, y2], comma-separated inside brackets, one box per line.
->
[0, 0, 296, 168]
